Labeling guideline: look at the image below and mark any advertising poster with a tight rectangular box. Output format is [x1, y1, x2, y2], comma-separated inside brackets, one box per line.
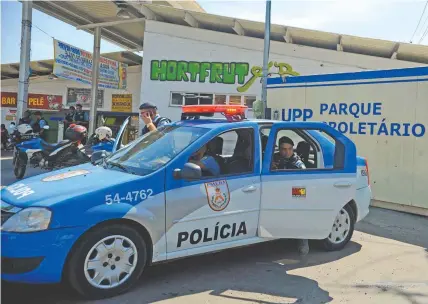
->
[66, 88, 104, 108]
[53, 39, 128, 89]
[1, 92, 63, 110]
[1, 92, 17, 108]
[112, 94, 132, 112]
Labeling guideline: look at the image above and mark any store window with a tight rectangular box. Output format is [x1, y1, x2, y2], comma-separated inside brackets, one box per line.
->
[171, 93, 183, 106]
[170, 92, 257, 108]
[215, 95, 226, 105]
[244, 96, 256, 109]
[229, 95, 242, 105]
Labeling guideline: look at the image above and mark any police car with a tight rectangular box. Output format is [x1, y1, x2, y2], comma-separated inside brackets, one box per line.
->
[1, 105, 372, 299]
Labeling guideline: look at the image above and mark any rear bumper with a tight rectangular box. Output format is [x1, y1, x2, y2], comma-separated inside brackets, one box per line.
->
[355, 186, 372, 222]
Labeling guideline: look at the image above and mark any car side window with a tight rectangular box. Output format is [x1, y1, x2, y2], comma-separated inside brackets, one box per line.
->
[270, 129, 317, 171]
[188, 128, 255, 177]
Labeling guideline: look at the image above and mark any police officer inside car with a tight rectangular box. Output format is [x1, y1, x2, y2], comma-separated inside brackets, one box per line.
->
[272, 136, 309, 255]
[139, 102, 171, 136]
[189, 143, 220, 177]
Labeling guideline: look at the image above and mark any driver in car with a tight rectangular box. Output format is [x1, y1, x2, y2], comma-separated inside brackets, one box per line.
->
[189, 144, 220, 177]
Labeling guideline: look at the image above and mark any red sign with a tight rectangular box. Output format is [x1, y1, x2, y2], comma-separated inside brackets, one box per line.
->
[28, 94, 63, 110]
[0, 92, 63, 111]
[1, 92, 17, 108]
[292, 187, 306, 198]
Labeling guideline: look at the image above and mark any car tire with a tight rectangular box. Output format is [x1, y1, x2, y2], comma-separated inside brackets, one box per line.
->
[321, 204, 355, 251]
[66, 224, 147, 300]
[14, 157, 26, 179]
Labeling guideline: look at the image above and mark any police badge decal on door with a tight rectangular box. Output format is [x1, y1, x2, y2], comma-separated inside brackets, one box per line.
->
[204, 180, 230, 211]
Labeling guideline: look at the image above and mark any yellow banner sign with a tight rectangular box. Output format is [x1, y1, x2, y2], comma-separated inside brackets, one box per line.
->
[112, 94, 132, 112]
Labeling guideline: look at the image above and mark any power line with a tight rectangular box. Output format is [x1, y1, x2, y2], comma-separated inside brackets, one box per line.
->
[410, 0, 428, 43]
[32, 23, 55, 39]
[418, 23, 428, 43]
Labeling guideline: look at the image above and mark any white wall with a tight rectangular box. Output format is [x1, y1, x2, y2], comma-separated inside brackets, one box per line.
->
[1, 65, 142, 113]
[141, 20, 425, 123]
[267, 73, 428, 210]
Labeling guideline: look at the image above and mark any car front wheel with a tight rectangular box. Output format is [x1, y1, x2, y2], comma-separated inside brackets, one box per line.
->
[321, 204, 355, 251]
[66, 224, 147, 299]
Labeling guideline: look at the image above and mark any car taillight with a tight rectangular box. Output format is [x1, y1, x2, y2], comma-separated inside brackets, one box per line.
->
[365, 159, 370, 185]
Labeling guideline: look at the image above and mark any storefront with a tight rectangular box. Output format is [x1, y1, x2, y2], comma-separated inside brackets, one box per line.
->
[1, 91, 64, 143]
[140, 20, 424, 126]
[1, 60, 142, 143]
[139, 20, 428, 214]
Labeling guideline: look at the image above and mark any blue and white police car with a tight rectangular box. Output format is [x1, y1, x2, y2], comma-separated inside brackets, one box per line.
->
[1, 105, 372, 299]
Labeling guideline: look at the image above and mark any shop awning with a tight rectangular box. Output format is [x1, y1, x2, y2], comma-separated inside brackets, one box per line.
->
[30, 1, 428, 65]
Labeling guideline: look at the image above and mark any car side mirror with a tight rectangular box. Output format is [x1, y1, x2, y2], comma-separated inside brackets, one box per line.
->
[91, 150, 107, 165]
[43, 125, 50, 130]
[173, 162, 202, 180]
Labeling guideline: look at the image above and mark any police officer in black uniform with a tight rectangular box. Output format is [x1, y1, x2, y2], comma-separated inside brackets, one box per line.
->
[271, 136, 309, 256]
[73, 104, 89, 129]
[139, 102, 171, 136]
[63, 106, 76, 136]
[19, 110, 32, 125]
[32, 111, 49, 141]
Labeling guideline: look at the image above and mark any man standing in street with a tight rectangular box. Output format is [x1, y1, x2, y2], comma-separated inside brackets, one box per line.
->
[139, 102, 171, 136]
[73, 104, 89, 129]
[19, 110, 32, 125]
[32, 111, 49, 141]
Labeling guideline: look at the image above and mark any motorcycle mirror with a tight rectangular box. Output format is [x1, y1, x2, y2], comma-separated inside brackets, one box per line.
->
[91, 150, 107, 165]
[43, 125, 50, 130]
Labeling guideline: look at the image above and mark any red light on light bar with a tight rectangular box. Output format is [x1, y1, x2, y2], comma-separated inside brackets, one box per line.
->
[182, 105, 247, 115]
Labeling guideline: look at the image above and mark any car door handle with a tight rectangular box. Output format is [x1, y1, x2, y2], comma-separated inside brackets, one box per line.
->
[334, 181, 352, 188]
[242, 185, 257, 193]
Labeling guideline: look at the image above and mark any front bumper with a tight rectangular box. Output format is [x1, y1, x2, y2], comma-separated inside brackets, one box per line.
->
[355, 186, 372, 222]
[1, 226, 87, 284]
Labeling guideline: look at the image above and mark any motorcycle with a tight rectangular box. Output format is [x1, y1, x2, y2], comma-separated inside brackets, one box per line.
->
[7, 124, 40, 152]
[13, 125, 90, 179]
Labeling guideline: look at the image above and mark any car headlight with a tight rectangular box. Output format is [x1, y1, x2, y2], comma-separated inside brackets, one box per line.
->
[2, 207, 52, 232]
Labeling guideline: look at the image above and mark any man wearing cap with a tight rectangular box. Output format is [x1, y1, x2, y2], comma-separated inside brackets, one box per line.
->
[32, 111, 49, 141]
[271, 136, 309, 256]
[73, 104, 89, 128]
[139, 102, 171, 136]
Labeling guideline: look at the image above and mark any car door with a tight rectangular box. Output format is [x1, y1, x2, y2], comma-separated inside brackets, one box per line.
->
[258, 121, 357, 240]
[164, 124, 262, 260]
[111, 116, 130, 153]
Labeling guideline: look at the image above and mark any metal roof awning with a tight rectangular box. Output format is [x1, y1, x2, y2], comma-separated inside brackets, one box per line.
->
[1, 51, 142, 80]
[30, 1, 428, 64]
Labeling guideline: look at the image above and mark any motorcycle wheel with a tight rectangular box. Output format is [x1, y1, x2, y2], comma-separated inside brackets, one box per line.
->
[14, 156, 27, 179]
[12, 149, 17, 166]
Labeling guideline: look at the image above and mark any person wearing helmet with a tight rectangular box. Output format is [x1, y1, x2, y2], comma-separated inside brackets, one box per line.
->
[139, 102, 171, 136]
[95, 126, 113, 142]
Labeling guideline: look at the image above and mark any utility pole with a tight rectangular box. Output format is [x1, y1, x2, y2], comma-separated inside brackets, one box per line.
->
[89, 27, 101, 135]
[261, 0, 271, 119]
[16, 0, 32, 124]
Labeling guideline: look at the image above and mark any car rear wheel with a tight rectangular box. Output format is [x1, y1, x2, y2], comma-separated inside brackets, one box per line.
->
[321, 204, 355, 251]
[66, 224, 147, 299]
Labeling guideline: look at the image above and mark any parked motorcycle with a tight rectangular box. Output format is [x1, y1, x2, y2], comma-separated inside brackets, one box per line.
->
[7, 124, 40, 152]
[13, 124, 90, 179]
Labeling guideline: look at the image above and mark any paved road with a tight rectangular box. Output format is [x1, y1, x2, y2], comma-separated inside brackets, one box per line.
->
[1, 150, 46, 186]
[1, 152, 428, 304]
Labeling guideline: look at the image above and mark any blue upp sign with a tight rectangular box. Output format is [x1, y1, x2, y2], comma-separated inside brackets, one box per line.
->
[274, 102, 425, 137]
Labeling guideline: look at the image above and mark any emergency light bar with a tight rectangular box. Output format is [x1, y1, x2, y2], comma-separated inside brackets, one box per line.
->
[181, 105, 248, 122]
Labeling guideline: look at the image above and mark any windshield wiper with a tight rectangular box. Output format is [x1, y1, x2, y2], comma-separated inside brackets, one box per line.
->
[107, 161, 132, 174]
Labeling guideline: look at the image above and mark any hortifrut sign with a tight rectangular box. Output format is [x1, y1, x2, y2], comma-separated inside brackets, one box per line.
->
[150, 60, 300, 92]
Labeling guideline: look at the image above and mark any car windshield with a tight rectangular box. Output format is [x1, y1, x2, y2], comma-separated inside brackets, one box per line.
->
[104, 125, 208, 176]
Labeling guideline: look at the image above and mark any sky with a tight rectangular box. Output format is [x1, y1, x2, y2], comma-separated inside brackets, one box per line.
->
[1, 0, 428, 64]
